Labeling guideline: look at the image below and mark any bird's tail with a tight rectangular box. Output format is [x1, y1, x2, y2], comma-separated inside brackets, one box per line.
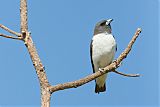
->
[95, 83, 106, 93]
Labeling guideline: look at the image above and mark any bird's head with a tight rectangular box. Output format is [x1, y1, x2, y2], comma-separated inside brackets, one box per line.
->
[94, 19, 113, 35]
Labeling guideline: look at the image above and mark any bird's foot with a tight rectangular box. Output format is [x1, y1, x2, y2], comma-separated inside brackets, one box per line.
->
[99, 68, 104, 72]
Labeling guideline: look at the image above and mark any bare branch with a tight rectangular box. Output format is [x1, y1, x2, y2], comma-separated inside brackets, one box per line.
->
[113, 28, 142, 67]
[20, 1, 50, 106]
[112, 69, 140, 77]
[24, 33, 50, 107]
[0, 24, 21, 37]
[0, 33, 22, 40]
[20, 0, 28, 32]
[49, 28, 142, 93]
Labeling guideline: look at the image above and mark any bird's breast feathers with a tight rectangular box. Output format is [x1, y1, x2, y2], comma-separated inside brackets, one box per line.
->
[92, 33, 116, 67]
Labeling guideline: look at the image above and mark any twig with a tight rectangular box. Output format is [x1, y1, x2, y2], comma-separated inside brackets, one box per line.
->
[0, 33, 22, 40]
[0, 24, 21, 37]
[49, 28, 142, 93]
[113, 28, 142, 66]
[112, 70, 140, 77]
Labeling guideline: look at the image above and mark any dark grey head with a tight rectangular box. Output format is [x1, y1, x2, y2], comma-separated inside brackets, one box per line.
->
[94, 19, 113, 35]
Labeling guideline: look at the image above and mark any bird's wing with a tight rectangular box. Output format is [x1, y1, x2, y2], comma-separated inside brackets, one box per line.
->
[113, 35, 117, 51]
[90, 39, 95, 73]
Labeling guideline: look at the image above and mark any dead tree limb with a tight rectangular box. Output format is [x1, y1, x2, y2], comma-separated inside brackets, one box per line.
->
[20, 0, 51, 107]
[0, 33, 22, 40]
[20, 0, 28, 32]
[0, 0, 142, 107]
[49, 28, 141, 93]
[112, 70, 140, 77]
[0, 24, 21, 37]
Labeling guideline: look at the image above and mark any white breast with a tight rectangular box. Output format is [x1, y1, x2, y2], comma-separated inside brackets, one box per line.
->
[92, 33, 116, 69]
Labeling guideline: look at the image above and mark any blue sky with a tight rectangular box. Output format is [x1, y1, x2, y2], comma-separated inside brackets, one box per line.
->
[0, 0, 159, 107]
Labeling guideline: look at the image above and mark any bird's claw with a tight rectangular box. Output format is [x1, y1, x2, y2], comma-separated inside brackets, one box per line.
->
[99, 68, 104, 72]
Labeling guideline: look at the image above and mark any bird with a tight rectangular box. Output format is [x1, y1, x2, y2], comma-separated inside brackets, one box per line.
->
[90, 19, 117, 93]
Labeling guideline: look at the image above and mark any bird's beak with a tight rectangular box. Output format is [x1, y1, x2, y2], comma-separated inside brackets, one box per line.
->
[108, 19, 113, 23]
[106, 19, 113, 25]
